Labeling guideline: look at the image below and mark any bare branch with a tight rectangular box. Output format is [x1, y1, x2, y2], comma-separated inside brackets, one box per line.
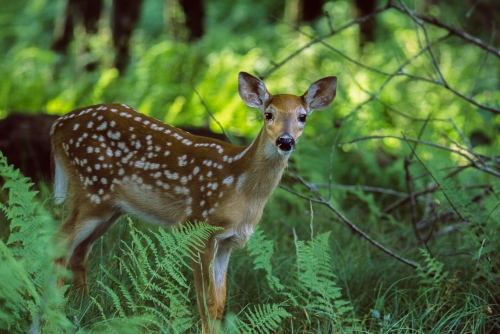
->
[262, 5, 391, 79]
[407, 221, 469, 249]
[328, 124, 344, 201]
[383, 185, 439, 214]
[315, 183, 409, 198]
[193, 87, 232, 143]
[285, 168, 418, 269]
[342, 135, 500, 178]
[403, 136, 468, 222]
[269, 2, 500, 115]
[278, 184, 324, 204]
[389, 1, 500, 59]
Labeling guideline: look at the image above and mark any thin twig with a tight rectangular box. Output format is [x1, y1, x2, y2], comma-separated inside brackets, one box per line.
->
[342, 135, 500, 178]
[400, 1, 447, 86]
[328, 123, 344, 201]
[403, 125, 432, 252]
[278, 185, 324, 204]
[342, 34, 451, 121]
[389, 1, 500, 59]
[193, 87, 232, 143]
[446, 118, 489, 170]
[403, 138, 468, 222]
[383, 185, 439, 214]
[286, 167, 418, 269]
[381, 182, 492, 214]
[374, 97, 449, 122]
[404, 157, 422, 242]
[315, 183, 409, 198]
[262, 4, 391, 78]
[407, 221, 469, 249]
[271, 2, 500, 115]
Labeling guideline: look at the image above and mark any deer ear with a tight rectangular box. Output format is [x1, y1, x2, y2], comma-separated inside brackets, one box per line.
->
[302, 76, 337, 111]
[238, 72, 271, 108]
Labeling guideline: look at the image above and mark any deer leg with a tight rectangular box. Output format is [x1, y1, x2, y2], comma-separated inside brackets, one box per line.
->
[54, 205, 121, 292]
[54, 207, 80, 289]
[67, 211, 122, 292]
[68, 241, 94, 292]
[192, 237, 233, 334]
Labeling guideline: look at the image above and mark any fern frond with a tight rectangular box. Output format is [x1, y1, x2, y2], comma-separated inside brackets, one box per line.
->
[128, 224, 155, 288]
[0, 241, 39, 330]
[0, 152, 73, 332]
[238, 303, 290, 334]
[99, 280, 128, 318]
[292, 230, 352, 318]
[156, 221, 222, 285]
[90, 219, 219, 332]
[89, 296, 107, 321]
[246, 227, 284, 291]
[87, 314, 160, 334]
[416, 248, 449, 287]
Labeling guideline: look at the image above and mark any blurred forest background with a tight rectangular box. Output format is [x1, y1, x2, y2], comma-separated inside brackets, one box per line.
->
[1, 0, 500, 332]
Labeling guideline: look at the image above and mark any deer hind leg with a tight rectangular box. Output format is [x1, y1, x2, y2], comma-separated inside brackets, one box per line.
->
[192, 237, 233, 334]
[55, 205, 122, 292]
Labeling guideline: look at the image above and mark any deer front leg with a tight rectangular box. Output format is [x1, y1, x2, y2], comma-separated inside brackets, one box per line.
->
[192, 238, 232, 334]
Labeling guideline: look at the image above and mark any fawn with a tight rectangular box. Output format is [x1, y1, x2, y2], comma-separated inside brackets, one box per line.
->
[50, 72, 337, 333]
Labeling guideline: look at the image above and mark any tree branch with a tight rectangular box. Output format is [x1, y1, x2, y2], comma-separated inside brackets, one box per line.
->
[389, 1, 500, 59]
[285, 168, 418, 269]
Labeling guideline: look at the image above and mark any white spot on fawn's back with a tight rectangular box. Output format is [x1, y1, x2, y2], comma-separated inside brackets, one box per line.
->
[96, 122, 107, 131]
[90, 194, 101, 204]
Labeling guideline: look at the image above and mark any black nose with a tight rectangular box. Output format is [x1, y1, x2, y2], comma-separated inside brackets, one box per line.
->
[276, 135, 295, 152]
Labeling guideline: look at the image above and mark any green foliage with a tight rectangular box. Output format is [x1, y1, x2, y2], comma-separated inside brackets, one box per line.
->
[236, 303, 290, 334]
[0, 152, 73, 332]
[285, 229, 353, 332]
[466, 192, 500, 282]
[90, 220, 351, 333]
[415, 248, 449, 287]
[2, 0, 500, 332]
[244, 221, 352, 332]
[246, 227, 284, 292]
[291, 230, 352, 317]
[88, 220, 221, 332]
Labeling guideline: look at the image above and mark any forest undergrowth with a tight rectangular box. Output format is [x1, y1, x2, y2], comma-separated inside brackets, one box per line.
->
[1, 0, 500, 332]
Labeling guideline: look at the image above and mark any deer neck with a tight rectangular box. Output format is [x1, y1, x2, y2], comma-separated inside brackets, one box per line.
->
[233, 128, 289, 200]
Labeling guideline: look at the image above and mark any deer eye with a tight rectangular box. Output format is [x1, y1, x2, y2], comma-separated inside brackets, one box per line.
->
[265, 113, 273, 121]
[298, 114, 307, 123]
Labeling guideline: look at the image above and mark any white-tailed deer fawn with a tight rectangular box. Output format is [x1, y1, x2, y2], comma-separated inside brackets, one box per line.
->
[50, 72, 337, 333]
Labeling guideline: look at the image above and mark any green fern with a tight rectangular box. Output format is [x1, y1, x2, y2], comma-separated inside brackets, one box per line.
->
[0, 152, 73, 332]
[237, 303, 291, 334]
[429, 166, 500, 283]
[415, 248, 449, 287]
[246, 227, 284, 291]
[83, 314, 160, 334]
[90, 218, 221, 332]
[241, 222, 352, 331]
[240, 214, 352, 331]
[290, 229, 352, 318]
